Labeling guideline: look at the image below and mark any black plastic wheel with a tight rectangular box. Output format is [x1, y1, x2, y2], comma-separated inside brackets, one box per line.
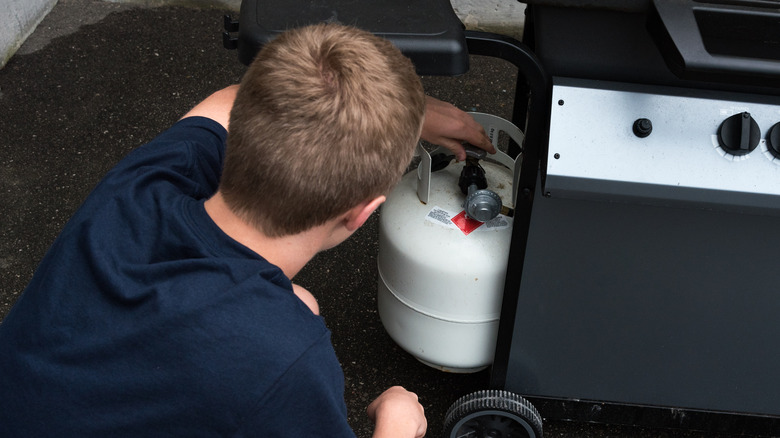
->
[443, 390, 543, 438]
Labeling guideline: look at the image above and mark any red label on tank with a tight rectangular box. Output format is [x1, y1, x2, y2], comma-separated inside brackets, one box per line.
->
[451, 211, 483, 235]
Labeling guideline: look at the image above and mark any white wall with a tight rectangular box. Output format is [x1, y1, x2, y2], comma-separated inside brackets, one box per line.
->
[452, 0, 525, 40]
[1, 0, 57, 67]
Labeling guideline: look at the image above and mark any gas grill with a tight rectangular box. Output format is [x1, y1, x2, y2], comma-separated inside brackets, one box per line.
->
[227, 0, 780, 434]
[492, 0, 780, 434]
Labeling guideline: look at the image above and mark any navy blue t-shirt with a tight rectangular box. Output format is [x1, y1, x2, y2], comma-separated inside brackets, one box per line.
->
[0, 117, 356, 437]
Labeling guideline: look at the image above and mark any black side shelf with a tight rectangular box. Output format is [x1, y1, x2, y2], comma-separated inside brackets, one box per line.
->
[229, 0, 469, 76]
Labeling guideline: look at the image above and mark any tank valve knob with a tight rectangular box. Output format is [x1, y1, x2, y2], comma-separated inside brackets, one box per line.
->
[464, 144, 487, 160]
[465, 185, 502, 222]
[458, 145, 502, 222]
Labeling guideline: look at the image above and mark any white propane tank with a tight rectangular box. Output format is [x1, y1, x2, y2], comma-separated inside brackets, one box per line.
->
[377, 113, 523, 373]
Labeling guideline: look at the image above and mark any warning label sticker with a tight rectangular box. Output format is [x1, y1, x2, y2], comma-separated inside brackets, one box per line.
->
[426, 206, 512, 235]
[425, 206, 456, 228]
[451, 211, 483, 235]
[483, 215, 510, 230]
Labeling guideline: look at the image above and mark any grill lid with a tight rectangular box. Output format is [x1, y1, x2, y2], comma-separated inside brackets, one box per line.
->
[523, 0, 780, 91]
[648, 0, 780, 86]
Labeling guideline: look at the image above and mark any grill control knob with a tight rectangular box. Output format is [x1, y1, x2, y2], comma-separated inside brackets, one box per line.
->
[717, 112, 760, 156]
[767, 122, 780, 158]
[632, 118, 653, 138]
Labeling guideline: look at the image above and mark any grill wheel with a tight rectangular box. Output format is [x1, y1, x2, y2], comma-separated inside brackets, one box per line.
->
[443, 390, 543, 438]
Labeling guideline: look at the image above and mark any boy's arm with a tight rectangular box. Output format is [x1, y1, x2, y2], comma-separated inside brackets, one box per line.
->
[180, 85, 239, 131]
[179, 89, 490, 161]
[292, 283, 320, 315]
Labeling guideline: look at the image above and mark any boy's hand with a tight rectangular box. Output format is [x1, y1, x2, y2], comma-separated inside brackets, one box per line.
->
[421, 96, 496, 161]
[367, 386, 427, 438]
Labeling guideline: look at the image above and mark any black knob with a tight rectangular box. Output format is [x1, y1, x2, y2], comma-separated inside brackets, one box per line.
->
[633, 118, 653, 138]
[717, 112, 760, 156]
[767, 122, 780, 158]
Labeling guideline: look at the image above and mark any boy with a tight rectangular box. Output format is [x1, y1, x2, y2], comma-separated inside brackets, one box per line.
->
[0, 23, 492, 437]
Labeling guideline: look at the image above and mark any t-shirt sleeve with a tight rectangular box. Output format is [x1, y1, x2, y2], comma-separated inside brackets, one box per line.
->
[240, 333, 357, 438]
[100, 116, 228, 200]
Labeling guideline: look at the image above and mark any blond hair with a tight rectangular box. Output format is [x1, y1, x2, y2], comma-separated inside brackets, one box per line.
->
[220, 23, 425, 237]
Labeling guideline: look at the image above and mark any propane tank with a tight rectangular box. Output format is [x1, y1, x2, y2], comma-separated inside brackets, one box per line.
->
[377, 113, 523, 373]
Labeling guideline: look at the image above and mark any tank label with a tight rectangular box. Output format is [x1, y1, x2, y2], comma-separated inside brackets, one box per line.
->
[451, 211, 484, 235]
[483, 214, 511, 230]
[426, 206, 457, 228]
[426, 206, 512, 235]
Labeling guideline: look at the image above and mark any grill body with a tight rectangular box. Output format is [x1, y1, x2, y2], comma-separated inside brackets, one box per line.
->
[495, 1, 780, 430]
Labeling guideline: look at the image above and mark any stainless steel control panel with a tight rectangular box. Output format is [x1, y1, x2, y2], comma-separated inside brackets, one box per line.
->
[545, 78, 780, 214]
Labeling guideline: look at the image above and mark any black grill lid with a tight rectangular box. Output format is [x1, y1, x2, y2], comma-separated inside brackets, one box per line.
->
[523, 0, 780, 91]
[648, 0, 780, 85]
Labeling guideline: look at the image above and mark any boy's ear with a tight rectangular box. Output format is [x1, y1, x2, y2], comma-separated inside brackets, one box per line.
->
[345, 196, 386, 232]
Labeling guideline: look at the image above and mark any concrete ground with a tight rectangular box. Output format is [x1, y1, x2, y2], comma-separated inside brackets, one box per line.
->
[0, 1, 770, 437]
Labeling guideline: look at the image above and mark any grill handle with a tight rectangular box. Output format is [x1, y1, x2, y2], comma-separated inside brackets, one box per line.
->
[648, 0, 780, 86]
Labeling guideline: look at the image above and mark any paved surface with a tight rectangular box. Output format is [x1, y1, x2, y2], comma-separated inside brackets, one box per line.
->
[0, 1, 772, 437]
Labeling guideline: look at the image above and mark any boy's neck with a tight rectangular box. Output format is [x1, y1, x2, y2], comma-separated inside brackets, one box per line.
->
[204, 192, 324, 279]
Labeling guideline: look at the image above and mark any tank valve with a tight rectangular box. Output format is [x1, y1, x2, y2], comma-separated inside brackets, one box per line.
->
[458, 145, 502, 222]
